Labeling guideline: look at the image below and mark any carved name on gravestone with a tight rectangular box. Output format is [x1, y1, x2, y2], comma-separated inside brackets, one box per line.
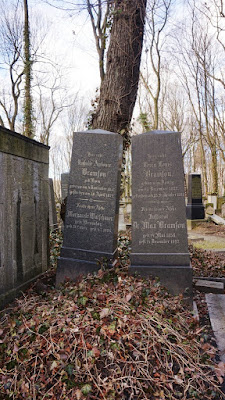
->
[56, 129, 123, 285]
[130, 130, 192, 300]
[186, 174, 205, 220]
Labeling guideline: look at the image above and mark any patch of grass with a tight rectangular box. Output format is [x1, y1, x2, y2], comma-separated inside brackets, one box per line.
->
[194, 240, 225, 250]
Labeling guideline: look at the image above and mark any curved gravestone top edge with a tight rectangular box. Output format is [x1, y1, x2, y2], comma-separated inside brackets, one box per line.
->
[76, 129, 120, 135]
[140, 130, 180, 135]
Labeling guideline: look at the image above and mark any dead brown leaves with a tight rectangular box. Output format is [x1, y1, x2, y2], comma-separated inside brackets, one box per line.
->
[0, 265, 224, 399]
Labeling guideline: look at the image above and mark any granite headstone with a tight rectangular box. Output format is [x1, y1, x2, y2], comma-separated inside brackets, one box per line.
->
[186, 174, 205, 220]
[130, 130, 192, 301]
[56, 129, 123, 285]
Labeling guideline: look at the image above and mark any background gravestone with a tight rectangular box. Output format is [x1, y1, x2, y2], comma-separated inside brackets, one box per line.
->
[49, 178, 58, 229]
[186, 174, 205, 220]
[61, 173, 69, 201]
[0, 126, 49, 308]
[56, 129, 123, 285]
[130, 130, 192, 301]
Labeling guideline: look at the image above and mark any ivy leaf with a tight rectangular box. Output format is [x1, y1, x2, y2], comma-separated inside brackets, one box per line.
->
[81, 383, 92, 395]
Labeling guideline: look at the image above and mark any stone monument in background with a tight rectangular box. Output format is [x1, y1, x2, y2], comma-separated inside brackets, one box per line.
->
[56, 129, 123, 285]
[61, 173, 69, 202]
[0, 127, 49, 308]
[130, 130, 192, 302]
[186, 173, 205, 220]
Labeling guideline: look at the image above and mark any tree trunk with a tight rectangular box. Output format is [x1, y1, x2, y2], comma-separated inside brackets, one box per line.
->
[92, 0, 147, 133]
[199, 133, 208, 195]
[23, 0, 33, 137]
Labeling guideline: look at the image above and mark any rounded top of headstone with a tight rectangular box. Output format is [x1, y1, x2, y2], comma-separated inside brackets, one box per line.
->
[143, 130, 179, 135]
[78, 129, 118, 135]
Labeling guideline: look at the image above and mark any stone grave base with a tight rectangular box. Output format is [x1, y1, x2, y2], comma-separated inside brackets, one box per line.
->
[187, 219, 206, 230]
[186, 204, 205, 220]
[129, 265, 193, 305]
[0, 271, 46, 310]
[56, 258, 101, 286]
[56, 248, 117, 286]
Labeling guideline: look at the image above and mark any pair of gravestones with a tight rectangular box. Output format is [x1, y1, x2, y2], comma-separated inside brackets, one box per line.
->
[57, 129, 192, 302]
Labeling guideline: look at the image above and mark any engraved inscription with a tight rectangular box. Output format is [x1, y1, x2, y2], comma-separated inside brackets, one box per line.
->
[66, 151, 114, 234]
[133, 152, 186, 247]
[192, 176, 202, 199]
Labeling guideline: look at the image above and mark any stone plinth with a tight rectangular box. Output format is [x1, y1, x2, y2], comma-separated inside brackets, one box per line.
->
[56, 129, 123, 285]
[130, 130, 192, 301]
[0, 126, 49, 308]
[186, 174, 205, 220]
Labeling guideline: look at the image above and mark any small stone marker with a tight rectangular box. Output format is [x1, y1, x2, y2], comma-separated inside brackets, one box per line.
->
[61, 173, 69, 201]
[49, 178, 58, 229]
[56, 129, 123, 285]
[186, 174, 205, 220]
[222, 204, 225, 218]
[206, 294, 225, 362]
[118, 203, 126, 231]
[195, 279, 224, 294]
[130, 130, 192, 301]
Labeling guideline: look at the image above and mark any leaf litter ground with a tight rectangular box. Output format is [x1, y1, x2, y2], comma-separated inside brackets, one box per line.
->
[0, 230, 225, 399]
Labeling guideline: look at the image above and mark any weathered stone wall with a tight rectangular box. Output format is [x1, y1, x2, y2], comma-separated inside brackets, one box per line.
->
[0, 127, 49, 308]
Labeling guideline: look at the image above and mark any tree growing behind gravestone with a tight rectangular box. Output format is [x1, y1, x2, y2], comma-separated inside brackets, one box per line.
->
[91, 0, 147, 136]
[47, 0, 147, 137]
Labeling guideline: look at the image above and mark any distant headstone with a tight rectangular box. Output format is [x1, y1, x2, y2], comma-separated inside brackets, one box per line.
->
[118, 203, 126, 231]
[222, 204, 225, 218]
[61, 173, 69, 201]
[130, 130, 192, 301]
[56, 129, 123, 285]
[217, 196, 225, 212]
[205, 204, 214, 216]
[207, 194, 217, 212]
[186, 174, 205, 220]
[49, 178, 58, 229]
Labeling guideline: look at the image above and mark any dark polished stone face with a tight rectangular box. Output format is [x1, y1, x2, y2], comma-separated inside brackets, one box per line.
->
[130, 130, 192, 302]
[131, 130, 189, 266]
[186, 174, 205, 220]
[57, 129, 123, 285]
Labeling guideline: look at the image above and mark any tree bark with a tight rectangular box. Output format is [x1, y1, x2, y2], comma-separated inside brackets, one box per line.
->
[92, 0, 147, 133]
[23, 0, 33, 137]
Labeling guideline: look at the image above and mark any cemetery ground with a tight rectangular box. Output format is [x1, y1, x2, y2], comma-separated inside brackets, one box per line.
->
[1, 226, 225, 399]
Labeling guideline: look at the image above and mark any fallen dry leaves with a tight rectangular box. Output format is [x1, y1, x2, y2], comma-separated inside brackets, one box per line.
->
[190, 245, 225, 278]
[0, 264, 224, 400]
[0, 230, 225, 399]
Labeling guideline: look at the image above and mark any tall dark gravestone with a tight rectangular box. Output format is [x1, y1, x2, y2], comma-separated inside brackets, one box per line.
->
[56, 129, 123, 285]
[130, 130, 192, 301]
[186, 174, 205, 220]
